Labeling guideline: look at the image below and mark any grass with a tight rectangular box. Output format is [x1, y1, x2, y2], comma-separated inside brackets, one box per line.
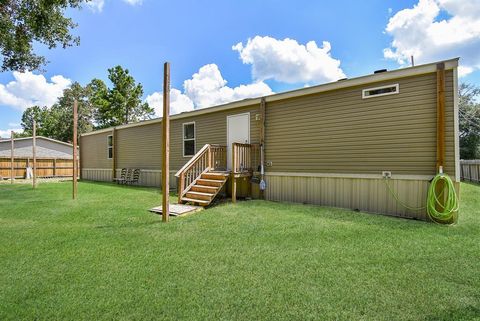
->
[0, 181, 479, 321]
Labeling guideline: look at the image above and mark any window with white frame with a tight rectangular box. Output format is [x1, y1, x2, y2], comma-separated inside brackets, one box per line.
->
[107, 135, 113, 159]
[362, 84, 399, 99]
[183, 122, 195, 157]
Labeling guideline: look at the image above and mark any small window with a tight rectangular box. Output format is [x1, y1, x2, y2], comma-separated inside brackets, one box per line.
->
[183, 122, 195, 157]
[107, 135, 113, 159]
[362, 84, 399, 99]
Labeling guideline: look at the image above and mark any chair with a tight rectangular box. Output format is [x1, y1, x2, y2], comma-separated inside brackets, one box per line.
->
[126, 169, 140, 185]
[114, 168, 127, 184]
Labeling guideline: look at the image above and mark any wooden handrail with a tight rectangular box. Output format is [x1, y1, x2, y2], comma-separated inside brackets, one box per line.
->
[175, 144, 210, 177]
[176, 144, 227, 203]
[232, 143, 260, 174]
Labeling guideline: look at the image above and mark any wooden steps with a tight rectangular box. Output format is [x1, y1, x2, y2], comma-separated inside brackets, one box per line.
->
[180, 171, 229, 206]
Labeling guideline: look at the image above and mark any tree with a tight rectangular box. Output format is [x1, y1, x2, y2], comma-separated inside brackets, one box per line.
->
[20, 82, 94, 142]
[93, 66, 154, 128]
[0, 0, 84, 72]
[459, 83, 480, 159]
[20, 105, 49, 135]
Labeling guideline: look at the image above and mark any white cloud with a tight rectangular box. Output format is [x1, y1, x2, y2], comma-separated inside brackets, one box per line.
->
[0, 127, 23, 139]
[86, 0, 104, 12]
[183, 64, 273, 108]
[146, 64, 273, 117]
[233, 36, 345, 84]
[384, 0, 480, 76]
[0, 72, 71, 111]
[86, 0, 142, 12]
[145, 89, 194, 117]
[122, 0, 142, 5]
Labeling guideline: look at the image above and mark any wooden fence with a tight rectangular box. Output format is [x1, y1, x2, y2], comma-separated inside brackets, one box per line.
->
[0, 157, 78, 179]
[460, 160, 480, 183]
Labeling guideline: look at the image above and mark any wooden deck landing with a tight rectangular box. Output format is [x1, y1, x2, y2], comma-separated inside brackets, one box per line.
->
[150, 204, 203, 217]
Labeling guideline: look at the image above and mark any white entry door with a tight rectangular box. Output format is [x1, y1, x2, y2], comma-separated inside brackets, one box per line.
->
[227, 113, 250, 170]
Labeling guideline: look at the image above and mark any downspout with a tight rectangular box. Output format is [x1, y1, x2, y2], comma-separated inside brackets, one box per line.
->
[259, 97, 266, 197]
[436, 62, 445, 173]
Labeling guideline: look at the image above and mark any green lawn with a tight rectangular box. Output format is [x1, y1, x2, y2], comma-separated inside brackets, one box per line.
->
[0, 181, 479, 321]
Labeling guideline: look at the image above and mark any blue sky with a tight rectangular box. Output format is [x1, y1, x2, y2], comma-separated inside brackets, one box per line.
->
[1, 0, 479, 137]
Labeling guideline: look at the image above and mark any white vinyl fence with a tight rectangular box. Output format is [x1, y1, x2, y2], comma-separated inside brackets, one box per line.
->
[460, 160, 480, 183]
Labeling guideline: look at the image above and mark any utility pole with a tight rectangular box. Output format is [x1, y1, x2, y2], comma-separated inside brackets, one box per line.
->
[162, 62, 170, 222]
[10, 131, 14, 184]
[73, 99, 78, 199]
[32, 121, 36, 189]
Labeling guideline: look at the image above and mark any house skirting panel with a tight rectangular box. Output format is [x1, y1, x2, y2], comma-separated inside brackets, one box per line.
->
[81, 168, 177, 189]
[82, 168, 112, 182]
[263, 172, 448, 220]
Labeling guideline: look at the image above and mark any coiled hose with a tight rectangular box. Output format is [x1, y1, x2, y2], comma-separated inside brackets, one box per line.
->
[426, 173, 459, 224]
[384, 172, 459, 224]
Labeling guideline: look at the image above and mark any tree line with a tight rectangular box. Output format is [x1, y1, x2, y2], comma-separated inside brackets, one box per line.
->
[18, 66, 154, 142]
[459, 83, 480, 159]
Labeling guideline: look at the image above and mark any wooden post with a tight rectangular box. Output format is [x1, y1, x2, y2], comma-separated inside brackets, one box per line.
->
[32, 121, 36, 189]
[178, 172, 184, 204]
[53, 158, 57, 177]
[231, 143, 237, 203]
[10, 131, 14, 183]
[73, 99, 78, 199]
[112, 128, 116, 181]
[162, 62, 170, 222]
[436, 63, 445, 172]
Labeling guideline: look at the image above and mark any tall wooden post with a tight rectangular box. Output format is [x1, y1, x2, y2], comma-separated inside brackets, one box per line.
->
[231, 143, 237, 203]
[436, 63, 445, 172]
[162, 62, 170, 222]
[112, 128, 116, 181]
[10, 131, 14, 183]
[73, 99, 78, 199]
[32, 121, 37, 189]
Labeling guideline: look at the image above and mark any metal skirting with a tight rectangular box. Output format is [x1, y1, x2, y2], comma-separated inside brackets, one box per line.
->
[81, 168, 177, 188]
[264, 173, 434, 220]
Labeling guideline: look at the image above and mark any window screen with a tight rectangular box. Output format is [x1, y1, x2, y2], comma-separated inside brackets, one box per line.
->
[107, 135, 113, 159]
[183, 123, 195, 157]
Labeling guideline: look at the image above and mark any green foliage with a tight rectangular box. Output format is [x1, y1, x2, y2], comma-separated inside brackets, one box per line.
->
[94, 66, 154, 128]
[19, 66, 153, 142]
[459, 83, 480, 159]
[21, 82, 94, 142]
[0, 181, 479, 320]
[0, 0, 84, 72]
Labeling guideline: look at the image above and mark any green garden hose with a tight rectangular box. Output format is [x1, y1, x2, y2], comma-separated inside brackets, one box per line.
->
[426, 173, 459, 224]
[384, 172, 459, 224]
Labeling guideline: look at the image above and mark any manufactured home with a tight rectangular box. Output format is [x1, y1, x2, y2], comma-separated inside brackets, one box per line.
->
[80, 58, 460, 220]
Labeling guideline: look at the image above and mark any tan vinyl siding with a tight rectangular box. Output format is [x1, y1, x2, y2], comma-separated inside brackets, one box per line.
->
[264, 71, 456, 176]
[80, 131, 112, 169]
[82, 104, 261, 172]
[170, 105, 260, 169]
[116, 122, 162, 169]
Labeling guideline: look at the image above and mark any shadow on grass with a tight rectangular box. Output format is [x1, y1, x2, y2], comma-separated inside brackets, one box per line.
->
[246, 199, 433, 230]
[423, 305, 480, 321]
[94, 220, 164, 229]
[78, 180, 178, 198]
[461, 180, 480, 187]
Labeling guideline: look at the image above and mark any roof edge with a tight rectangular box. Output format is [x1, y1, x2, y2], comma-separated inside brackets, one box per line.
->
[1, 136, 74, 147]
[81, 57, 459, 137]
